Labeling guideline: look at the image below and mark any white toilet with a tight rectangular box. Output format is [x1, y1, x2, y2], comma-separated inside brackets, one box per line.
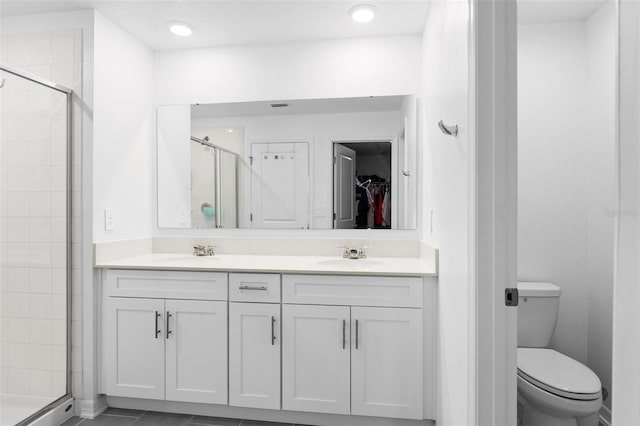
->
[517, 282, 602, 426]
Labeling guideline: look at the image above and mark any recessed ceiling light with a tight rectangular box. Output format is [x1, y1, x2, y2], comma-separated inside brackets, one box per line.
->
[349, 4, 377, 23]
[169, 21, 193, 37]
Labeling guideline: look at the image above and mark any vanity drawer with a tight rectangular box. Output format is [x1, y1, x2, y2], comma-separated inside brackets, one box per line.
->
[104, 269, 228, 300]
[282, 274, 422, 308]
[229, 273, 281, 302]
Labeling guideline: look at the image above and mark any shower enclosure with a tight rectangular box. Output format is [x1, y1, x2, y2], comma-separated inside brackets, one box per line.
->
[0, 65, 73, 425]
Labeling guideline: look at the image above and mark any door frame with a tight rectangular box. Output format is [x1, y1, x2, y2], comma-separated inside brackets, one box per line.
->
[331, 138, 398, 230]
[472, 0, 519, 425]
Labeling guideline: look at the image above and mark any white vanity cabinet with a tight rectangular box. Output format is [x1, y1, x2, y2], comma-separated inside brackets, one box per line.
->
[100, 269, 434, 424]
[350, 307, 423, 419]
[229, 302, 281, 409]
[228, 273, 282, 410]
[282, 304, 352, 415]
[281, 275, 424, 420]
[103, 270, 228, 404]
[104, 297, 166, 400]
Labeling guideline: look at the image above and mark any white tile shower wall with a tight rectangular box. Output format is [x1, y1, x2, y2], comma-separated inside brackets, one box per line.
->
[0, 29, 83, 399]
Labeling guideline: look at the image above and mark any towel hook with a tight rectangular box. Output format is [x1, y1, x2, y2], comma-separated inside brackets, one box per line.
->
[438, 120, 458, 137]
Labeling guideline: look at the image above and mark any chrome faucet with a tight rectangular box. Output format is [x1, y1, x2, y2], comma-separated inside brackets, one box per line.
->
[338, 246, 368, 259]
[193, 244, 215, 256]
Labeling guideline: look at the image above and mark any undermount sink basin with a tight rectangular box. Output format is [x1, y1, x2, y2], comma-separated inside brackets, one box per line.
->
[316, 259, 385, 267]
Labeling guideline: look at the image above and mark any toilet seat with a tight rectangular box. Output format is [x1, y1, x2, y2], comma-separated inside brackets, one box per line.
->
[517, 348, 601, 401]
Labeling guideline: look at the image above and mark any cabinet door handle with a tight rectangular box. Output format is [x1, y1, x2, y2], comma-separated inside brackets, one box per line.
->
[355, 319, 359, 350]
[271, 316, 276, 345]
[155, 311, 161, 339]
[166, 311, 172, 339]
[239, 285, 267, 291]
[343, 319, 346, 349]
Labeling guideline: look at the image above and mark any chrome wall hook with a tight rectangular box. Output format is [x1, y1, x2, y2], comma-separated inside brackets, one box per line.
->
[438, 120, 458, 137]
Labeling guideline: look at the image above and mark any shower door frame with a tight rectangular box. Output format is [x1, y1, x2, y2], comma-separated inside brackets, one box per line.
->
[0, 64, 74, 426]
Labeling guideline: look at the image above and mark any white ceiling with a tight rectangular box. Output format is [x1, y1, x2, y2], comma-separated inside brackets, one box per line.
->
[190, 95, 406, 119]
[518, 0, 608, 24]
[0, 0, 431, 51]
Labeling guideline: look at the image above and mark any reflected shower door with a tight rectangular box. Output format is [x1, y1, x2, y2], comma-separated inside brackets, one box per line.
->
[0, 67, 71, 425]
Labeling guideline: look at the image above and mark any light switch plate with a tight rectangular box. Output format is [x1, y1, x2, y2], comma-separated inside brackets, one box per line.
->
[105, 208, 115, 231]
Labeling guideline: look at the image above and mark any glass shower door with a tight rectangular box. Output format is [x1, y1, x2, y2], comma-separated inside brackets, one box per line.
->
[0, 66, 71, 425]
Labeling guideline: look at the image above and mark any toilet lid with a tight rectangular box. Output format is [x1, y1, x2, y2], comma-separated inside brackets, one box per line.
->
[517, 348, 601, 400]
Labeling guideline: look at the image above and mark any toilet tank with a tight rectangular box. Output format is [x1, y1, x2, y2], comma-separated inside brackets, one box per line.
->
[517, 282, 562, 347]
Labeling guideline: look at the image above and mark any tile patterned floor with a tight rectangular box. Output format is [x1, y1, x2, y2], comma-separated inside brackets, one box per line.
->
[60, 408, 309, 426]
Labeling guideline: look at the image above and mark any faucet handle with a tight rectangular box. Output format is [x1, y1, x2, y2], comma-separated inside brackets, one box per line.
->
[357, 247, 368, 259]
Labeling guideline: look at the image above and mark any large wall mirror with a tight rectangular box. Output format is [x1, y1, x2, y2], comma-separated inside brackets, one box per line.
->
[157, 95, 419, 230]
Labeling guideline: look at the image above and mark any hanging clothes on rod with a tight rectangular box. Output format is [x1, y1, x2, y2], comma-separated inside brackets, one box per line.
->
[356, 177, 391, 229]
[355, 177, 374, 228]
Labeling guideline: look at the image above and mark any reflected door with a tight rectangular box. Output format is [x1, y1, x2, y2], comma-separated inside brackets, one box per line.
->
[333, 144, 356, 229]
[250, 142, 309, 229]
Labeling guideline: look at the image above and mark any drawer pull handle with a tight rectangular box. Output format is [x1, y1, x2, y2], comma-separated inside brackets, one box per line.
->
[355, 319, 359, 350]
[271, 316, 276, 345]
[239, 285, 267, 291]
[166, 311, 172, 339]
[155, 311, 161, 339]
[343, 319, 347, 349]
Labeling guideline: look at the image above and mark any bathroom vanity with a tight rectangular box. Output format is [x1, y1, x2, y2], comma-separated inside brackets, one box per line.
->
[95, 251, 436, 426]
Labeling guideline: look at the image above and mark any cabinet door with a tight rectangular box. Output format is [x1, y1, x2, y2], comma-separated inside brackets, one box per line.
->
[350, 307, 423, 419]
[282, 304, 350, 415]
[229, 303, 280, 409]
[165, 300, 228, 404]
[104, 297, 165, 399]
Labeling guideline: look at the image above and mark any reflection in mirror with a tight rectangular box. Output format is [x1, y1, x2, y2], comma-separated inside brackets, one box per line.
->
[157, 96, 418, 230]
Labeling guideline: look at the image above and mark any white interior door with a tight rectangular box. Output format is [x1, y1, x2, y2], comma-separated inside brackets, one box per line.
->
[229, 302, 281, 410]
[333, 144, 356, 229]
[165, 300, 228, 404]
[350, 307, 423, 420]
[282, 304, 351, 415]
[474, 0, 518, 424]
[614, 3, 640, 423]
[105, 297, 165, 400]
[250, 142, 309, 228]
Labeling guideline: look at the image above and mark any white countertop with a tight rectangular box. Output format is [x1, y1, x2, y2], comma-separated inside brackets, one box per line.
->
[94, 253, 436, 276]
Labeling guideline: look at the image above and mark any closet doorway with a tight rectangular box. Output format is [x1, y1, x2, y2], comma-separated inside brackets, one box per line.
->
[332, 140, 395, 230]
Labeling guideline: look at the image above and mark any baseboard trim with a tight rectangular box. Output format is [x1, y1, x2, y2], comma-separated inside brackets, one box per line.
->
[79, 395, 108, 419]
[599, 405, 611, 426]
[107, 396, 435, 426]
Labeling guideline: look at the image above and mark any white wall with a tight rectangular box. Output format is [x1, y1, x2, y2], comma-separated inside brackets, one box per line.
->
[421, 0, 473, 424]
[518, 22, 590, 364]
[92, 11, 154, 243]
[188, 111, 403, 230]
[518, 2, 616, 409]
[154, 35, 422, 106]
[585, 1, 616, 410]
